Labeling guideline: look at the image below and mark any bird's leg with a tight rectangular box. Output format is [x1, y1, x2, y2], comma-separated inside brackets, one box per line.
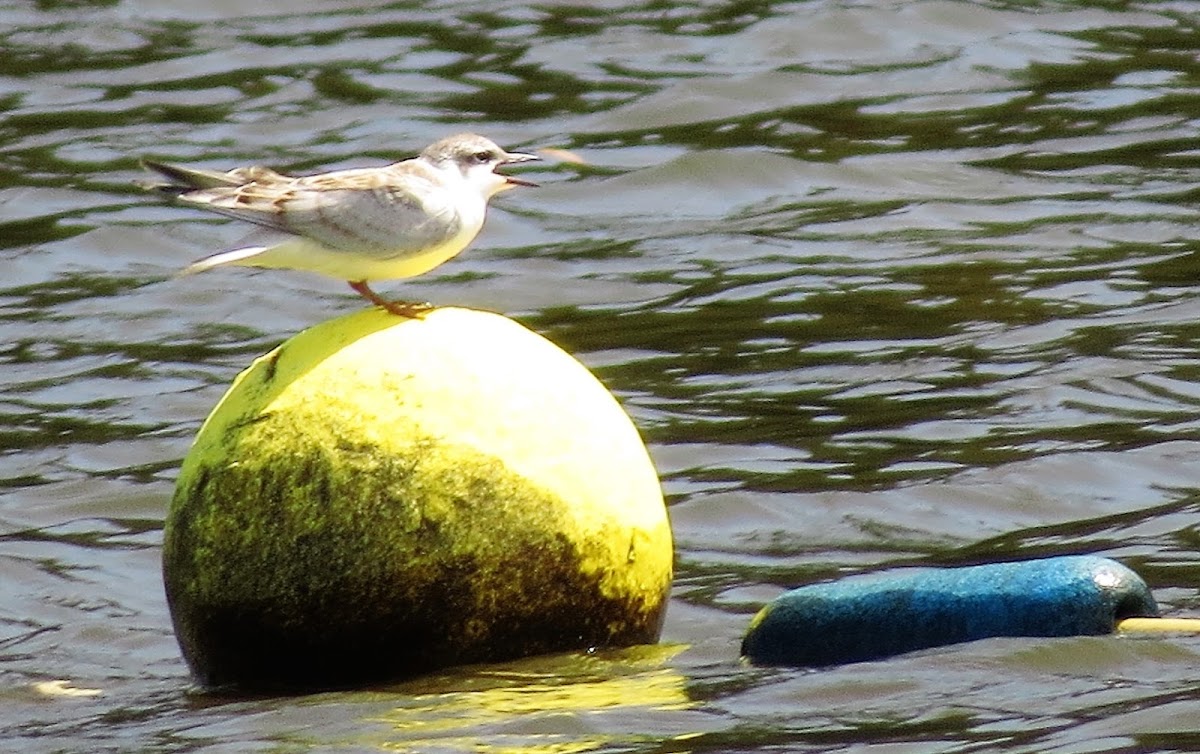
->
[348, 280, 433, 319]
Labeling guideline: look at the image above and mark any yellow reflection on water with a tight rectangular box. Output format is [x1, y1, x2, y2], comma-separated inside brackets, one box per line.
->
[368, 645, 692, 753]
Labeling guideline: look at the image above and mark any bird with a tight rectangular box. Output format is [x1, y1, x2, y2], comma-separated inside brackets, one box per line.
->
[139, 133, 538, 317]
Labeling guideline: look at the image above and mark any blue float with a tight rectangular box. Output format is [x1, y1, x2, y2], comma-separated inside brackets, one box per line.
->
[741, 555, 1159, 667]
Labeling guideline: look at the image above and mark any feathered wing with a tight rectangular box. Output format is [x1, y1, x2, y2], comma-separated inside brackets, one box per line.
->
[274, 183, 462, 256]
[156, 163, 464, 257]
[140, 160, 287, 193]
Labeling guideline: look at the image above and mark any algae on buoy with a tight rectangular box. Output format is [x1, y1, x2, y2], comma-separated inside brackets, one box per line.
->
[164, 307, 673, 690]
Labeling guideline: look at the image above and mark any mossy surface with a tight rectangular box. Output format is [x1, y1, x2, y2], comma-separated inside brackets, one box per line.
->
[164, 308, 673, 690]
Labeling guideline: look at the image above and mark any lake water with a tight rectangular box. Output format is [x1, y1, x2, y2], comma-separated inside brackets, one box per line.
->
[3, 1, 1200, 751]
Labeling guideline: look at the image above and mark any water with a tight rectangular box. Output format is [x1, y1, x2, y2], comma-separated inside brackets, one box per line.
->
[2, 0, 1200, 751]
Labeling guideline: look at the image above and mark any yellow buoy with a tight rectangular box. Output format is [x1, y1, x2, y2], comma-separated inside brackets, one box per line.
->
[164, 307, 673, 690]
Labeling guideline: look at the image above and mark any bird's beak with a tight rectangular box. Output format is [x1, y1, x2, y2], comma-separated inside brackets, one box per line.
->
[503, 152, 539, 164]
[500, 152, 539, 187]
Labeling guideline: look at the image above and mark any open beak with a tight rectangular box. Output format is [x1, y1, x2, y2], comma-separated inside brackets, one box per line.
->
[500, 151, 539, 187]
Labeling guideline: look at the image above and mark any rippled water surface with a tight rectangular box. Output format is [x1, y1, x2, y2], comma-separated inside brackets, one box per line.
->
[3, 0, 1200, 751]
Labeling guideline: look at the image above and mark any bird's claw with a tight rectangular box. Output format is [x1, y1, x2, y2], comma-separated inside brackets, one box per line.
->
[348, 280, 433, 319]
[380, 300, 434, 319]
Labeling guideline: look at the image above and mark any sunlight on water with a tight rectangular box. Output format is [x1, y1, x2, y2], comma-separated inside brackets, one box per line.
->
[2, 1, 1200, 752]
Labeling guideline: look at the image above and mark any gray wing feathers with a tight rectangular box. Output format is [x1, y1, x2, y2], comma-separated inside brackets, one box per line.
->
[150, 163, 462, 256]
[278, 187, 461, 256]
[140, 160, 286, 192]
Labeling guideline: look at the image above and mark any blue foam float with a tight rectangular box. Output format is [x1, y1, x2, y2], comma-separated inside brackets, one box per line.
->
[741, 555, 1160, 667]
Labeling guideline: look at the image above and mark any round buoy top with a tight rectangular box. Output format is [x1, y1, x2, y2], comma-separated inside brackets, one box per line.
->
[165, 307, 673, 689]
[742, 555, 1158, 667]
[189, 307, 668, 536]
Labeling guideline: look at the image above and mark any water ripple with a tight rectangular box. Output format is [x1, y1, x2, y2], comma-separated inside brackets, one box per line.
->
[3, 1, 1200, 752]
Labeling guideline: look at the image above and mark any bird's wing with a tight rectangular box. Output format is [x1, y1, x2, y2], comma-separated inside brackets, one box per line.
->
[159, 164, 462, 255]
[139, 160, 287, 193]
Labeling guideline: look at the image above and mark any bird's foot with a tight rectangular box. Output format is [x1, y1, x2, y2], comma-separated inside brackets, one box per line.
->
[381, 299, 434, 319]
[348, 280, 433, 319]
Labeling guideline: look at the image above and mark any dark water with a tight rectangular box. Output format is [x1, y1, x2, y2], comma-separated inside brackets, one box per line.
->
[3, 1, 1200, 751]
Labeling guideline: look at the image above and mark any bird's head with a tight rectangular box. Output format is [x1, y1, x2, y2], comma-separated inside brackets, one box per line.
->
[422, 134, 538, 197]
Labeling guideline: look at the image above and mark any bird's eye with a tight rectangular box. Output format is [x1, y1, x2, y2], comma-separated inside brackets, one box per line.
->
[472, 150, 494, 164]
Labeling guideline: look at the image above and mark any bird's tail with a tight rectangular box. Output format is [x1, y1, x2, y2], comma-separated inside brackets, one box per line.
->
[179, 246, 270, 277]
[138, 160, 286, 197]
[138, 159, 244, 195]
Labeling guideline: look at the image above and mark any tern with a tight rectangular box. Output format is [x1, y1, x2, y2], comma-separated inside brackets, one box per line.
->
[139, 133, 538, 317]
